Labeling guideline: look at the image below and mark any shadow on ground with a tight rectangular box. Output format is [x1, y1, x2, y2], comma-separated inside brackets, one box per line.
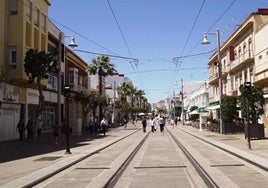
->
[0, 131, 108, 163]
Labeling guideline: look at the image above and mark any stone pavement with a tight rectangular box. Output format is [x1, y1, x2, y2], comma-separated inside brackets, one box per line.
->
[0, 124, 267, 187]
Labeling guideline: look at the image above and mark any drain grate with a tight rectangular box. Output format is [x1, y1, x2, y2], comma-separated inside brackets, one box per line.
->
[34, 156, 62, 161]
[211, 164, 244, 167]
[134, 165, 186, 169]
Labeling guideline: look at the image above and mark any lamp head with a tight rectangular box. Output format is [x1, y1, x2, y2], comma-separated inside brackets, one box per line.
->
[201, 34, 210, 45]
[68, 36, 78, 48]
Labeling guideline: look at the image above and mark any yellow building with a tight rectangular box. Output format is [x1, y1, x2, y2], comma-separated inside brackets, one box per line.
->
[0, 0, 51, 141]
[207, 9, 268, 127]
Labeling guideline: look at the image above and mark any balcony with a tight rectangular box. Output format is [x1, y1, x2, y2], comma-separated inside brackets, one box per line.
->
[70, 84, 88, 93]
[230, 50, 253, 71]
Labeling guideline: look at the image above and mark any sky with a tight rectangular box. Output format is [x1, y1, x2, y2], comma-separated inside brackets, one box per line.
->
[49, 0, 268, 103]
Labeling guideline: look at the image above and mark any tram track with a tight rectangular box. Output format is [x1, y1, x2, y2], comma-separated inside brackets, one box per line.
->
[22, 128, 143, 188]
[22, 124, 268, 188]
[105, 128, 220, 188]
[167, 129, 219, 188]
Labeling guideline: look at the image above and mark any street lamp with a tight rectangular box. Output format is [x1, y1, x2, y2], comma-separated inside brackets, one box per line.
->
[202, 28, 223, 134]
[112, 81, 116, 125]
[64, 85, 71, 154]
[174, 81, 178, 118]
[57, 32, 77, 139]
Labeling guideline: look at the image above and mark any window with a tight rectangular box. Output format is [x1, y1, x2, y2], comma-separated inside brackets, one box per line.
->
[33, 6, 39, 26]
[47, 75, 58, 90]
[9, 47, 17, 65]
[69, 68, 78, 86]
[25, 0, 32, 21]
[41, 13, 46, 32]
[10, 0, 18, 15]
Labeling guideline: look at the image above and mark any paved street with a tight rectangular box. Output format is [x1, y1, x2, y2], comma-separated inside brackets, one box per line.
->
[0, 123, 267, 187]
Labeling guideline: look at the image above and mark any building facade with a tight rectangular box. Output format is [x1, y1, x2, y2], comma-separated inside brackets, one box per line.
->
[207, 9, 268, 127]
[0, 0, 51, 141]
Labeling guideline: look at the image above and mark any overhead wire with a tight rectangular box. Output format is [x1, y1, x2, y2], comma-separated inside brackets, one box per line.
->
[184, 0, 238, 60]
[106, 0, 144, 87]
[172, 0, 206, 90]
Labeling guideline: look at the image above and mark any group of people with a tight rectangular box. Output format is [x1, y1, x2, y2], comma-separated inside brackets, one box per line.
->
[142, 115, 166, 133]
[16, 118, 43, 141]
[16, 117, 66, 144]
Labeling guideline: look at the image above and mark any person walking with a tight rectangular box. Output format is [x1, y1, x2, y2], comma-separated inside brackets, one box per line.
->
[149, 117, 154, 132]
[159, 116, 165, 133]
[37, 118, 43, 139]
[26, 118, 33, 140]
[53, 121, 60, 144]
[142, 117, 147, 132]
[174, 117, 178, 126]
[100, 117, 108, 136]
[61, 119, 66, 140]
[170, 117, 175, 129]
[16, 119, 25, 141]
[153, 115, 158, 132]
[88, 119, 94, 135]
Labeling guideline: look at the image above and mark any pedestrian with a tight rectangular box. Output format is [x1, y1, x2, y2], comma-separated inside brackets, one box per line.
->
[123, 118, 127, 129]
[149, 116, 154, 132]
[159, 116, 165, 133]
[152, 115, 157, 132]
[142, 117, 147, 132]
[37, 118, 43, 139]
[61, 119, 66, 140]
[16, 119, 25, 141]
[53, 121, 60, 144]
[26, 118, 33, 140]
[174, 117, 178, 126]
[170, 117, 174, 129]
[100, 117, 108, 136]
[88, 119, 94, 135]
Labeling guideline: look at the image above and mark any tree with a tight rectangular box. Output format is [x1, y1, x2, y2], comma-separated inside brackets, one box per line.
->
[87, 56, 117, 122]
[75, 90, 106, 132]
[239, 84, 264, 124]
[24, 49, 57, 137]
[221, 96, 238, 123]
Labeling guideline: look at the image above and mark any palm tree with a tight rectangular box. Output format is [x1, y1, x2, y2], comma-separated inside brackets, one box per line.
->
[117, 82, 133, 121]
[136, 89, 145, 108]
[87, 55, 117, 122]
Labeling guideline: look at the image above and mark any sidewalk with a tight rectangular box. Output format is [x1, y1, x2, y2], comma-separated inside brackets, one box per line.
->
[0, 124, 267, 187]
[176, 125, 268, 170]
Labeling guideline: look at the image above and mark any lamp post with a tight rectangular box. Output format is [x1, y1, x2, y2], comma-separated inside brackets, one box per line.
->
[112, 81, 116, 125]
[57, 32, 77, 137]
[181, 78, 184, 125]
[202, 28, 223, 134]
[64, 85, 71, 154]
[244, 82, 252, 149]
[174, 81, 178, 118]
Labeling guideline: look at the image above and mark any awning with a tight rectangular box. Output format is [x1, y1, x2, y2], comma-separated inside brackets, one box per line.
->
[189, 108, 208, 115]
[206, 101, 220, 110]
[189, 109, 199, 115]
[206, 104, 220, 110]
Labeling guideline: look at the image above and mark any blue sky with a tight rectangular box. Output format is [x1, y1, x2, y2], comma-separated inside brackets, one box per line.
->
[49, 0, 268, 103]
